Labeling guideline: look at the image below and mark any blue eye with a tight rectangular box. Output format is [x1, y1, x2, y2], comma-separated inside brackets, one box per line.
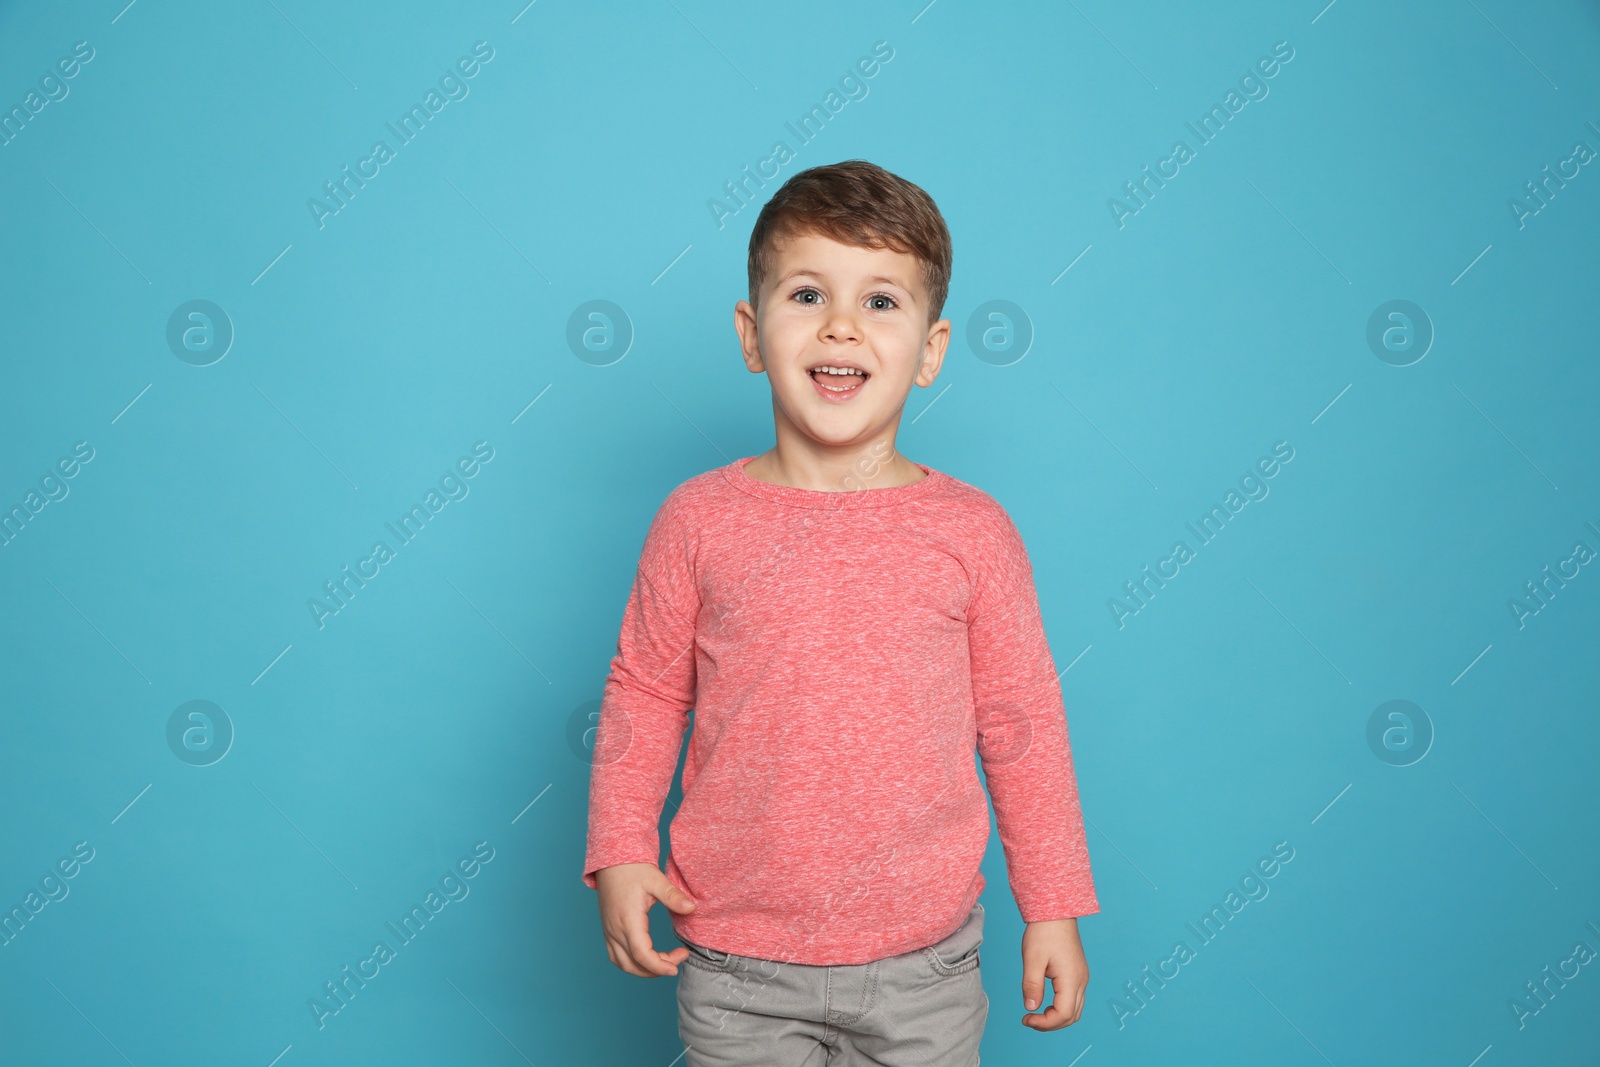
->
[789, 288, 899, 310]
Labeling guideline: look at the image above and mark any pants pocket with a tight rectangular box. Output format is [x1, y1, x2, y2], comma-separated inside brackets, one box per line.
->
[922, 902, 984, 977]
[681, 938, 740, 973]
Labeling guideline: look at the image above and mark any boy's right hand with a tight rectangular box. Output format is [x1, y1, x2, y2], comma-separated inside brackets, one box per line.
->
[594, 862, 699, 977]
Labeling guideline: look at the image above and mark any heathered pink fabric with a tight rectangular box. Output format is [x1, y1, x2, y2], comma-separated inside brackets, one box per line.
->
[582, 454, 1098, 966]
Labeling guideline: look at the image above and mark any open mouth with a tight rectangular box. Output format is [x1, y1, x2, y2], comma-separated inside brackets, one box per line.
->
[808, 365, 870, 402]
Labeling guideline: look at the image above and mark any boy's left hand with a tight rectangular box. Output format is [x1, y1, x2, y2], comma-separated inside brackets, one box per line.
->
[1019, 918, 1088, 1030]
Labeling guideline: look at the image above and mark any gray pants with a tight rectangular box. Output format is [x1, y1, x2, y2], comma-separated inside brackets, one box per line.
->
[676, 902, 988, 1066]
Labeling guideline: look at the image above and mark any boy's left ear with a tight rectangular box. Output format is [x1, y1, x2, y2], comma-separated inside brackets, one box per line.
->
[733, 299, 766, 373]
[916, 318, 952, 386]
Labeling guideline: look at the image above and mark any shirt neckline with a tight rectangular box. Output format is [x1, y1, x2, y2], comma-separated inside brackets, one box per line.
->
[723, 454, 950, 509]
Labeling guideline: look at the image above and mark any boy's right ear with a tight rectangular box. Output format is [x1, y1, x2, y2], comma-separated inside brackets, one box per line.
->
[733, 300, 765, 373]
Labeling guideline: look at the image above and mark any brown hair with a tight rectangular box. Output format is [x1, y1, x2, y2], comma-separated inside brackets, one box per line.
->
[746, 160, 953, 328]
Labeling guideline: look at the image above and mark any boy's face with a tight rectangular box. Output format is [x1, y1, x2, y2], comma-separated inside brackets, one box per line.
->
[734, 230, 950, 454]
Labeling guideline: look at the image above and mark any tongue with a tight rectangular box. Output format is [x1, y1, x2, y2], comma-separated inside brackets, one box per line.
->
[817, 371, 866, 389]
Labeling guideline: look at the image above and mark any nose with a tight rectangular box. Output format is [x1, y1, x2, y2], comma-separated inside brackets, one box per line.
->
[819, 306, 863, 344]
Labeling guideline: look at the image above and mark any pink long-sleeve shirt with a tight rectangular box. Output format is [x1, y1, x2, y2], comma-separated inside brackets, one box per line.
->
[582, 454, 1098, 965]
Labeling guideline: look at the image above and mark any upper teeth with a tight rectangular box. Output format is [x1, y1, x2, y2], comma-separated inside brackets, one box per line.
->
[814, 366, 863, 375]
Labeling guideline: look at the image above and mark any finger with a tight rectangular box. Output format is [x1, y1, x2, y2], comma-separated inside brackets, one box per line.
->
[1058, 974, 1086, 1025]
[624, 931, 674, 975]
[622, 909, 677, 976]
[658, 883, 699, 914]
[616, 941, 678, 976]
[1023, 978, 1086, 1029]
[1022, 1001, 1077, 1031]
[604, 935, 649, 977]
[1020, 969, 1049, 1022]
[606, 899, 679, 977]
[1020, 969, 1047, 1013]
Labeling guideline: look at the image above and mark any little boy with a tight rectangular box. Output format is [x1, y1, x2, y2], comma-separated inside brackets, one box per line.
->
[582, 160, 1098, 1064]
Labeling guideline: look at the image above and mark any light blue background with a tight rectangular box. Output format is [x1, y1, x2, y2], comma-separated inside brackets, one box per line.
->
[2, 1, 1597, 1064]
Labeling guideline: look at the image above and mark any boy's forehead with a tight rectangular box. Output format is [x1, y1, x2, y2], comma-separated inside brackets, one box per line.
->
[769, 232, 921, 290]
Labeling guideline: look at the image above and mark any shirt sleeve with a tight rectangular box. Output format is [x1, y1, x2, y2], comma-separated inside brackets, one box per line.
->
[581, 490, 700, 889]
[968, 508, 1099, 922]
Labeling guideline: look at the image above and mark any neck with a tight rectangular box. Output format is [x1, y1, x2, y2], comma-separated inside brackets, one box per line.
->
[747, 442, 922, 493]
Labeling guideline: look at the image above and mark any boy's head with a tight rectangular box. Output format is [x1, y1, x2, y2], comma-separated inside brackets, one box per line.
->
[745, 160, 953, 329]
[735, 160, 954, 452]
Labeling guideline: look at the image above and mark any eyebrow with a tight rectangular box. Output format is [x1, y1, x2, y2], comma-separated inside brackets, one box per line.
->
[776, 269, 917, 296]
